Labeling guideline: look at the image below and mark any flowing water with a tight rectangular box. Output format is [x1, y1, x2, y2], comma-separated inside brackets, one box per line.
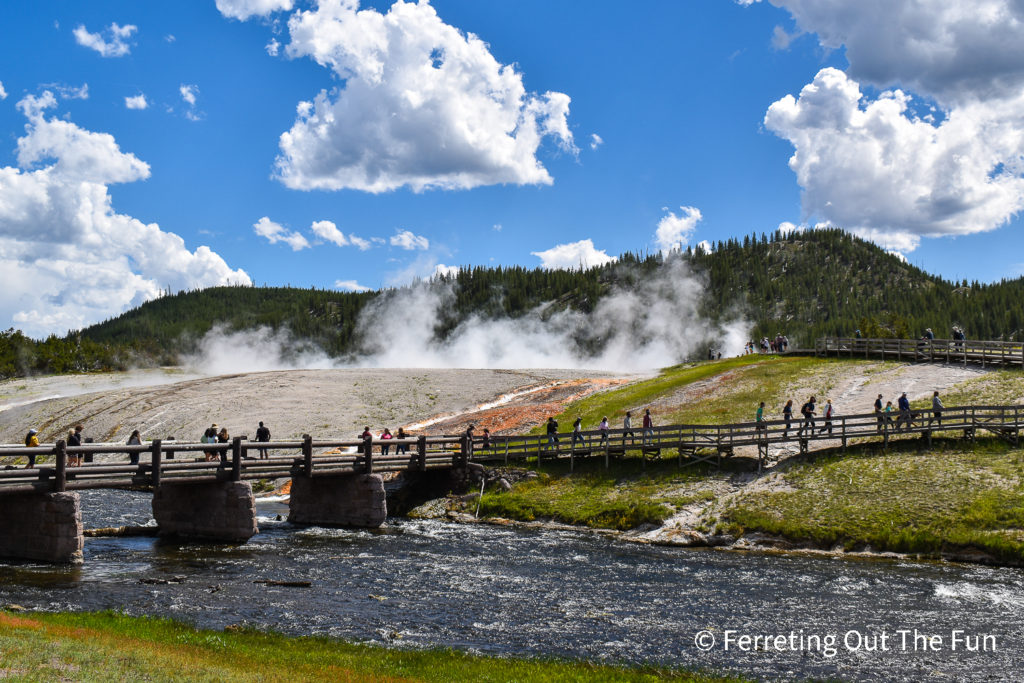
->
[0, 490, 1021, 682]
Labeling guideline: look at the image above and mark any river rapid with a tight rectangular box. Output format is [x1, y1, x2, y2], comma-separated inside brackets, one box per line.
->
[0, 490, 1021, 682]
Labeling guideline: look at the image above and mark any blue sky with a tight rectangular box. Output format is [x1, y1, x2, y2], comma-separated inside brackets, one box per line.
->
[1, 0, 1023, 337]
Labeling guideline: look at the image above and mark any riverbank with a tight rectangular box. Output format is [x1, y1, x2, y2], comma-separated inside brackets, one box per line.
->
[0, 610, 744, 682]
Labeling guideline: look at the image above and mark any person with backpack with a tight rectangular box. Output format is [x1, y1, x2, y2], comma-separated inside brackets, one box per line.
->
[897, 392, 912, 431]
[798, 396, 816, 436]
[874, 394, 884, 432]
[546, 417, 559, 448]
[782, 399, 793, 438]
[24, 429, 39, 468]
[819, 399, 835, 435]
[255, 421, 271, 459]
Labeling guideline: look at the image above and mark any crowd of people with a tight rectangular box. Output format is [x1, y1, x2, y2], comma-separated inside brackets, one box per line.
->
[745, 334, 789, 355]
[758, 390, 947, 438]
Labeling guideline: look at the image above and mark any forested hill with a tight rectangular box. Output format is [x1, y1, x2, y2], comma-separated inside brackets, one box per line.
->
[3, 228, 1023, 377]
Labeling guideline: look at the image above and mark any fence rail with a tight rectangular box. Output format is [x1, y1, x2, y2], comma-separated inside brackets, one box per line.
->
[816, 337, 1024, 367]
[1, 404, 1021, 494]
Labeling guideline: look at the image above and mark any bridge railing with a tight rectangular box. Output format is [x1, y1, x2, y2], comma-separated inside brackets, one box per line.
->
[816, 337, 1024, 367]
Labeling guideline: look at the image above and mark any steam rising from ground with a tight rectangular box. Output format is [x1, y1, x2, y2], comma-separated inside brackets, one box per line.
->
[184, 260, 749, 374]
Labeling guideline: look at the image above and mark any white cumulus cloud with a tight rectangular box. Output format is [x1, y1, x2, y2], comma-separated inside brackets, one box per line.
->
[751, 1, 1024, 251]
[73, 22, 137, 58]
[274, 0, 575, 192]
[390, 229, 429, 251]
[216, 0, 295, 21]
[125, 94, 148, 110]
[590, 133, 603, 150]
[0, 81, 7, 100]
[531, 239, 615, 271]
[0, 93, 250, 336]
[655, 206, 702, 254]
[310, 220, 371, 250]
[253, 216, 310, 251]
[335, 279, 371, 292]
[433, 263, 459, 278]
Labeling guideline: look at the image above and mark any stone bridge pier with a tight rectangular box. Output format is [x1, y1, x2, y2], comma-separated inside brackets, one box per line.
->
[0, 492, 83, 564]
[288, 473, 387, 528]
[152, 481, 258, 542]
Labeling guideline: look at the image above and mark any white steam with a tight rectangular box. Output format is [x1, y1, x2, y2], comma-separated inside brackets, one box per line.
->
[181, 260, 749, 374]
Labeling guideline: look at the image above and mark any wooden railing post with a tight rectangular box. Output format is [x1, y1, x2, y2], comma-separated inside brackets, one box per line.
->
[303, 434, 313, 477]
[459, 435, 470, 467]
[54, 439, 67, 493]
[417, 435, 427, 471]
[151, 439, 162, 489]
[231, 437, 242, 482]
[364, 434, 374, 474]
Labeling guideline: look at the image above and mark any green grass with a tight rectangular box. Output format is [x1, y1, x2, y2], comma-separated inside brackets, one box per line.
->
[0, 610, 747, 682]
[539, 355, 874, 434]
[927, 369, 1024, 407]
[476, 456, 729, 530]
[719, 438, 1024, 563]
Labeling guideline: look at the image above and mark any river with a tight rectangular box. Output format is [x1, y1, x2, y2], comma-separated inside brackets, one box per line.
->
[0, 490, 1021, 682]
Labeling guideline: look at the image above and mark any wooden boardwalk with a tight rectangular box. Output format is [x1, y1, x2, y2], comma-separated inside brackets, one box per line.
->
[816, 336, 1024, 368]
[1, 404, 1022, 494]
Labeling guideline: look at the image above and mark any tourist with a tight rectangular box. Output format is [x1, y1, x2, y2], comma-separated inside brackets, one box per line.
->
[932, 391, 944, 426]
[896, 392, 911, 431]
[623, 411, 634, 445]
[797, 396, 816, 436]
[360, 426, 373, 455]
[255, 421, 271, 459]
[127, 429, 142, 465]
[819, 399, 834, 436]
[217, 427, 230, 464]
[874, 394, 884, 432]
[755, 402, 766, 434]
[201, 426, 217, 462]
[380, 428, 393, 455]
[67, 424, 83, 467]
[545, 417, 559, 448]
[884, 400, 895, 428]
[642, 408, 654, 445]
[572, 417, 584, 447]
[599, 416, 609, 444]
[23, 428, 39, 468]
[480, 428, 491, 451]
[782, 399, 793, 438]
[396, 427, 409, 455]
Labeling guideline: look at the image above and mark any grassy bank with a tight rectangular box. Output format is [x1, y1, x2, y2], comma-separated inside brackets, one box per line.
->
[0, 610, 744, 682]
[719, 438, 1024, 563]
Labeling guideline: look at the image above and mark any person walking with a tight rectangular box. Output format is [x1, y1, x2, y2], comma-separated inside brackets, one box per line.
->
[623, 411, 634, 445]
[798, 396, 816, 436]
[255, 421, 271, 459]
[23, 428, 39, 468]
[572, 416, 584, 447]
[782, 400, 793, 438]
[819, 399, 835, 435]
[127, 429, 142, 465]
[545, 417, 559, 448]
[642, 408, 654, 445]
[897, 392, 912, 431]
[884, 400, 895, 429]
[874, 394, 884, 432]
[598, 417, 609, 444]
[932, 391, 944, 426]
[755, 402, 767, 436]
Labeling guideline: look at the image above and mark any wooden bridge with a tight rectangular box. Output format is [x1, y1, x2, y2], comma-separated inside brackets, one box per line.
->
[1, 400, 1022, 565]
[816, 336, 1024, 368]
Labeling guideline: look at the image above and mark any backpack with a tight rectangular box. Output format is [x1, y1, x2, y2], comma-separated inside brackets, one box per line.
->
[801, 402, 812, 416]
[24, 432, 32, 446]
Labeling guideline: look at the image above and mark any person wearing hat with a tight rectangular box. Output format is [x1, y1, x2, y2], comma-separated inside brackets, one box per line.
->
[23, 428, 39, 468]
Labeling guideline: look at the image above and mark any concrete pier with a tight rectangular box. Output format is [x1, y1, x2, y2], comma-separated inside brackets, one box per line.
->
[288, 473, 387, 528]
[152, 481, 258, 542]
[0, 492, 83, 564]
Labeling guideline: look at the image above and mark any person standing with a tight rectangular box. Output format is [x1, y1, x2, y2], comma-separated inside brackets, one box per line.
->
[255, 421, 271, 459]
[380, 428, 393, 455]
[932, 391, 944, 426]
[23, 428, 39, 468]
[598, 417, 609, 444]
[67, 424, 83, 467]
[755, 402, 766, 435]
[360, 426, 373, 456]
[623, 411, 634, 444]
[127, 429, 142, 465]
[396, 427, 409, 455]
[874, 394, 884, 432]
[782, 400, 793, 438]
[642, 408, 654, 445]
